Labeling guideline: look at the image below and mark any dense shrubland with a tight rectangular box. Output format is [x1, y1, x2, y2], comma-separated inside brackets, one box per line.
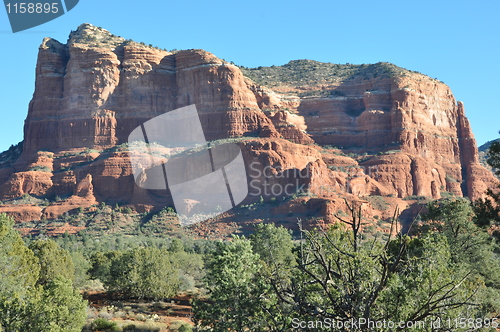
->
[1, 194, 500, 331]
[1, 142, 500, 331]
[0, 215, 86, 331]
[193, 199, 500, 331]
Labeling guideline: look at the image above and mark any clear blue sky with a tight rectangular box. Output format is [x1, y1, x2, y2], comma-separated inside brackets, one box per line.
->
[0, 0, 499, 152]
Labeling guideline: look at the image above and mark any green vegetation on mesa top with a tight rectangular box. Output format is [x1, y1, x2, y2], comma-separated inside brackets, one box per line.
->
[240, 60, 422, 90]
[68, 23, 125, 48]
[67, 23, 169, 52]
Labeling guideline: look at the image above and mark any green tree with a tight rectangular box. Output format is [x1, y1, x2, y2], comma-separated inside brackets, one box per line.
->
[250, 223, 296, 274]
[27, 278, 87, 332]
[487, 140, 500, 176]
[89, 250, 122, 285]
[170, 250, 205, 292]
[193, 237, 271, 331]
[0, 214, 40, 331]
[29, 239, 75, 286]
[107, 247, 179, 300]
[0, 214, 86, 332]
[168, 237, 184, 253]
[70, 251, 91, 288]
[0, 215, 40, 292]
[250, 223, 297, 330]
[273, 201, 492, 331]
[418, 198, 500, 312]
[473, 139, 500, 229]
[380, 233, 481, 326]
[420, 199, 491, 261]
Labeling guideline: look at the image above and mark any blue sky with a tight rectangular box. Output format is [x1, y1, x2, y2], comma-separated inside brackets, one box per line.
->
[0, 0, 499, 152]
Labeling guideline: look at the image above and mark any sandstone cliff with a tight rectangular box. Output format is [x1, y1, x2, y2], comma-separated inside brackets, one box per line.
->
[242, 61, 498, 201]
[0, 24, 496, 226]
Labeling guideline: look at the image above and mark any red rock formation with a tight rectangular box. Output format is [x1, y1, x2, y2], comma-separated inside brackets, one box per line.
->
[0, 171, 53, 198]
[0, 205, 43, 222]
[269, 110, 314, 144]
[23, 26, 281, 155]
[0, 23, 496, 224]
[42, 173, 97, 219]
[294, 73, 497, 201]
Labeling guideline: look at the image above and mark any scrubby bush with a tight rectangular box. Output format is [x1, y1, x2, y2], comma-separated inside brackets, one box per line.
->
[169, 320, 192, 332]
[122, 321, 166, 331]
[91, 318, 118, 331]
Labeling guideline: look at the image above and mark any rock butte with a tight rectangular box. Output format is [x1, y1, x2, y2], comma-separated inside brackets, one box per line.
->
[0, 23, 497, 226]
